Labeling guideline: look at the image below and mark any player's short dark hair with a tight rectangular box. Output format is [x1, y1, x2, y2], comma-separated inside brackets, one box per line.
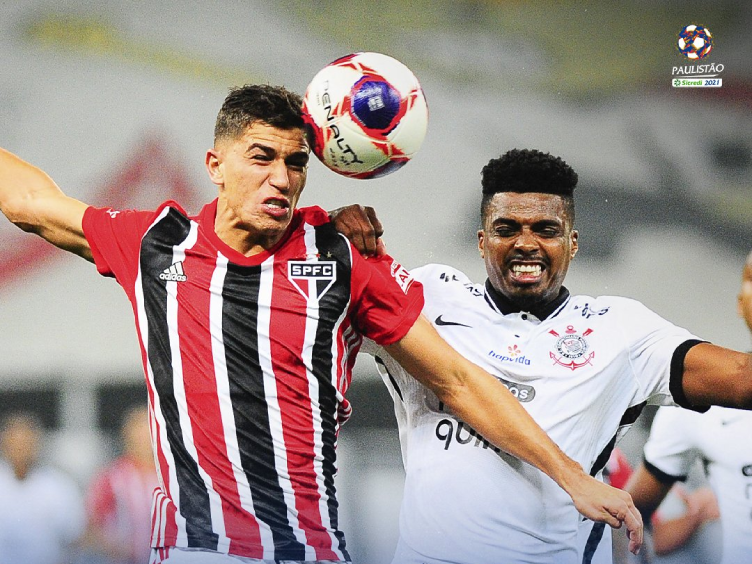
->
[214, 84, 305, 144]
[480, 149, 578, 224]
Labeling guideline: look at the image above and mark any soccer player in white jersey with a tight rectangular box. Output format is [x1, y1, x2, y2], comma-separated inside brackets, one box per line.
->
[331, 148, 752, 564]
[0, 89, 642, 564]
[625, 250, 752, 564]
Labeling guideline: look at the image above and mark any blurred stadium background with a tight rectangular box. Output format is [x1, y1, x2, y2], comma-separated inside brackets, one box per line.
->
[0, 1, 750, 562]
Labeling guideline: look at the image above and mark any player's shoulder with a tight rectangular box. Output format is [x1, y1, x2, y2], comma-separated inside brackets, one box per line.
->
[295, 205, 331, 226]
[569, 293, 643, 307]
[565, 293, 656, 318]
[700, 404, 752, 426]
[87, 199, 188, 224]
[410, 263, 473, 284]
[652, 404, 706, 429]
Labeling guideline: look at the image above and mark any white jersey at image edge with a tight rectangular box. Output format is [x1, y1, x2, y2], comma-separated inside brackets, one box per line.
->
[363, 263, 701, 564]
[644, 405, 752, 564]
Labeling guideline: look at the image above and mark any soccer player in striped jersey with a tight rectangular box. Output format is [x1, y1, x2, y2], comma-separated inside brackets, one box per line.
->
[0, 89, 641, 564]
[625, 250, 752, 564]
[331, 148, 752, 564]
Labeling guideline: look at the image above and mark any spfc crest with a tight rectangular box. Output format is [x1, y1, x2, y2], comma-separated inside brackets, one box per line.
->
[548, 325, 595, 370]
[288, 261, 337, 301]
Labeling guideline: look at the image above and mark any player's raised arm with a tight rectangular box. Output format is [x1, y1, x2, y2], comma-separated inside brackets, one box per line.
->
[385, 315, 644, 555]
[680, 342, 752, 409]
[0, 147, 91, 260]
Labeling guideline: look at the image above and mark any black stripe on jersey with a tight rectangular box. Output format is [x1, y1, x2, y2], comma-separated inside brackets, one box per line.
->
[643, 458, 686, 485]
[374, 356, 404, 402]
[589, 401, 647, 479]
[221, 262, 305, 559]
[310, 225, 354, 559]
[581, 522, 606, 564]
[589, 435, 617, 479]
[669, 339, 710, 412]
[581, 400, 652, 559]
[140, 209, 218, 549]
[619, 401, 647, 428]
[582, 401, 648, 561]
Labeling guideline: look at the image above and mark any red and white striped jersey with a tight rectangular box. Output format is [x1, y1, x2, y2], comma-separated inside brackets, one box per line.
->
[83, 200, 423, 562]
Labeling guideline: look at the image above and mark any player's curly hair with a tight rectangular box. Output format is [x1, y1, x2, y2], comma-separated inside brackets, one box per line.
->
[214, 84, 305, 144]
[480, 148, 578, 223]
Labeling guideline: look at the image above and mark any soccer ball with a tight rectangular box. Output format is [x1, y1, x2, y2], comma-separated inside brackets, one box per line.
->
[302, 52, 428, 179]
[677, 25, 713, 60]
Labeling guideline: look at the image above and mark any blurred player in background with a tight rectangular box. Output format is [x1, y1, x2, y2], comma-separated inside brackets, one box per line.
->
[625, 249, 752, 564]
[0, 86, 641, 564]
[332, 148, 752, 564]
[0, 411, 85, 564]
[80, 405, 158, 564]
[649, 484, 719, 563]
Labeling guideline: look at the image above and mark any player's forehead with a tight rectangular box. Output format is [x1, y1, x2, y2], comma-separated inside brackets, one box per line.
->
[485, 192, 569, 224]
[226, 121, 310, 155]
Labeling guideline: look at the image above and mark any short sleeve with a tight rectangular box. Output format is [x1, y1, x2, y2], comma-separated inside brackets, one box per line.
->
[643, 406, 702, 481]
[613, 298, 701, 407]
[350, 253, 424, 346]
[83, 201, 183, 289]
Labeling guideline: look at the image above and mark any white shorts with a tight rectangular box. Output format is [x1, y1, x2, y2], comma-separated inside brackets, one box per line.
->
[149, 547, 348, 564]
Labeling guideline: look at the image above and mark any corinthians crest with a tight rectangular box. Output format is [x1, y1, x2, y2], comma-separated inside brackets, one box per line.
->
[548, 325, 594, 370]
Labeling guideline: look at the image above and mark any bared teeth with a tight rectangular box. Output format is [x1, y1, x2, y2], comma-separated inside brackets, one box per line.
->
[512, 264, 541, 276]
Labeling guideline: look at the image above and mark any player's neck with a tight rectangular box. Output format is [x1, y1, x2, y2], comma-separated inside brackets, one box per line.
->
[213, 202, 291, 257]
[485, 281, 569, 320]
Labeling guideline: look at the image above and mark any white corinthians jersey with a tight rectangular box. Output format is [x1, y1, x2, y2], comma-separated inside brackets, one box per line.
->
[365, 264, 702, 564]
[644, 406, 752, 564]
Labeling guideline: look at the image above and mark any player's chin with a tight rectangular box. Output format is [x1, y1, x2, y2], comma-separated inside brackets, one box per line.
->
[507, 276, 546, 292]
[506, 284, 550, 306]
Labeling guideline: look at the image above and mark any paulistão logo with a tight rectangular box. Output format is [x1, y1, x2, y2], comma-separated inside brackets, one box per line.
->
[677, 25, 713, 60]
[671, 24, 724, 89]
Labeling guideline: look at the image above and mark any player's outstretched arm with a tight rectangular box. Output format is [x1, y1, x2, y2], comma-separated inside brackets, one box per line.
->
[385, 315, 643, 555]
[0, 147, 92, 260]
[681, 342, 752, 409]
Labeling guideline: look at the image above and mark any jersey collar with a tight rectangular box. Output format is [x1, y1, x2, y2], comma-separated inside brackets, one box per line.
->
[484, 280, 570, 320]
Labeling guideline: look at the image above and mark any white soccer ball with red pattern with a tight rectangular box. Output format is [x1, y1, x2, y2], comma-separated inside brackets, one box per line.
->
[302, 52, 428, 179]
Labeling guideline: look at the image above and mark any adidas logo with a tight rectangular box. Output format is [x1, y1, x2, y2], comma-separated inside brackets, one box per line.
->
[159, 261, 187, 282]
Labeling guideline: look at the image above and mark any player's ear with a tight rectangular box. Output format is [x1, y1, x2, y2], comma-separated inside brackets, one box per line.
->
[570, 229, 579, 259]
[206, 148, 224, 187]
[478, 229, 486, 259]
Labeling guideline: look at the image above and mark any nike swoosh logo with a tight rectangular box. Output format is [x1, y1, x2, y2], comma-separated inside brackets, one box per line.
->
[435, 315, 472, 328]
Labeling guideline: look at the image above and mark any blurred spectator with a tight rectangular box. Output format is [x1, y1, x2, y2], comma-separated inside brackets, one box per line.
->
[0, 411, 85, 564]
[80, 405, 157, 564]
